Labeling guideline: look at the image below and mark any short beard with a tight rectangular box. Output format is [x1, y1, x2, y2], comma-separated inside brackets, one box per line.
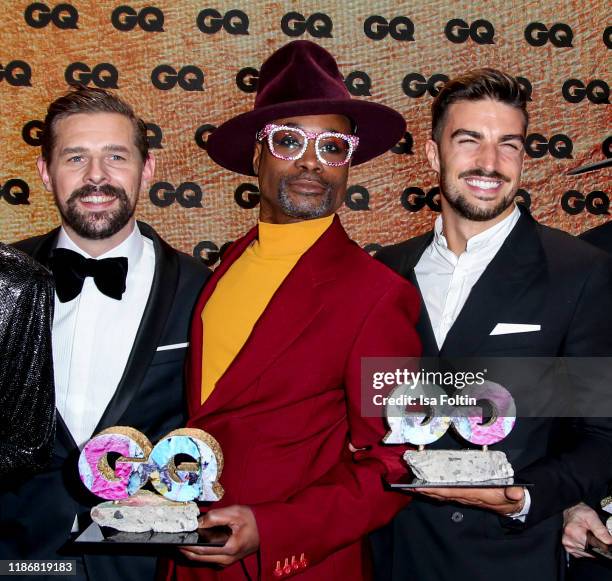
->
[57, 184, 135, 240]
[276, 174, 336, 219]
[440, 166, 516, 222]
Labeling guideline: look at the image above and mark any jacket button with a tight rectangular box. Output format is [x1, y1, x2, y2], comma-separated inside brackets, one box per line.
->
[451, 511, 464, 523]
[274, 561, 283, 577]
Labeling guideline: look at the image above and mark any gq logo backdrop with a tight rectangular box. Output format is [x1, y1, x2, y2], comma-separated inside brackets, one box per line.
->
[1, 1, 609, 263]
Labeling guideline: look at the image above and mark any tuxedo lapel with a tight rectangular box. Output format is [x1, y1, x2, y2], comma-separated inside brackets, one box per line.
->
[94, 222, 179, 431]
[440, 209, 544, 356]
[190, 217, 346, 421]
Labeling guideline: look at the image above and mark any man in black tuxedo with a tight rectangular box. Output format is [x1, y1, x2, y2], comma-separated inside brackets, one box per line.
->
[0, 87, 209, 580]
[371, 69, 612, 581]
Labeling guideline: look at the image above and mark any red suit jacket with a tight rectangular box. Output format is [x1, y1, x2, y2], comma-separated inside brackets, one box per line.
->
[170, 216, 421, 580]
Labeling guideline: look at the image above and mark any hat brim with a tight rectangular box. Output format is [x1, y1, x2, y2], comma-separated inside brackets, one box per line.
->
[206, 99, 406, 176]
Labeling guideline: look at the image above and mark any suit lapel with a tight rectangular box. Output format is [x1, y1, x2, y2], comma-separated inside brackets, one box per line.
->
[94, 221, 179, 431]
[440, 209, 544, 356]
[186, 225, 259, 415]
[189, 217, 346, 422]
[397, 232, 439, 356]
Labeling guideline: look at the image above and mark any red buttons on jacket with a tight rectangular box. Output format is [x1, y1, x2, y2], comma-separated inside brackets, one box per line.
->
[299, 553, 308, 568]
[283, 558, 292, 575]
[274, 561, 283, 577]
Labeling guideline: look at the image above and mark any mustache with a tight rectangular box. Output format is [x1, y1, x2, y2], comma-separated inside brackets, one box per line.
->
[458, 169, 510, 183]
[67, 184, 127, 203]
[285, 172, 329, 188]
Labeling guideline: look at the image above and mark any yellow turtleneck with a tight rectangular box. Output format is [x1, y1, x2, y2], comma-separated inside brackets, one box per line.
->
[200, 215, 334, 403]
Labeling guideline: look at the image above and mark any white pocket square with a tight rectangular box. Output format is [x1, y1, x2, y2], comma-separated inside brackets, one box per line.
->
[156, 342, 189, 352]
[490, 323, 541, 336]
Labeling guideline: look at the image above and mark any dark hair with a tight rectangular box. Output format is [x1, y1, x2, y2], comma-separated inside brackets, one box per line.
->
[431, 68, 529, 142]
[41, 86, 148, 163]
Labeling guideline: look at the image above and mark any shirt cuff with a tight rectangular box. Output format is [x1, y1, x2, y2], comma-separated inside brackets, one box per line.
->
[507, 488, 531, 521]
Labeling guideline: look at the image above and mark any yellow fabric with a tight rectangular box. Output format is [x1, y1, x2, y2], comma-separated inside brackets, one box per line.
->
[200, 215, 334, 404]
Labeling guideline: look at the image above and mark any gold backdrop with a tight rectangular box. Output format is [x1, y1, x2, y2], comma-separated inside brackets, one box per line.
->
[1, 0, 610, 264]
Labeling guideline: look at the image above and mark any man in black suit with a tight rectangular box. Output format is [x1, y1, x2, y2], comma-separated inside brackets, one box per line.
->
[0, 87, 209, 580]
[371, 69, 612, 581]
[562, 219, 612, 580]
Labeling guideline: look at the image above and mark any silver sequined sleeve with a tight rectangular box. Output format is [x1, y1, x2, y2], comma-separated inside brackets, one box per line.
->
[0, 242, 55, 478]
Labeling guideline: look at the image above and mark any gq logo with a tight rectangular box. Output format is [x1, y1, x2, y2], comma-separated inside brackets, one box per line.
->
[0, 61, 32, 87]
[197, 8, 249, 34]
[401, 186, 441, 212]
[151, 65, 204, 91]
[562, 80, 610, 104]
[111, 6, 164, 31]
[145, 123, 163, 149]
[22, 120, 44, 146]
[1, 180, 30, 205]
[525, 134, 573, 158]
[363, 15, 415, 41]
[193, 241, 232, 267]
[345, 186, 370, 211]
[235, 183, 259, 209]
[149, 182, 204, 208]
[391, 132, 414, 155]
[344, 71, 371, 96]
[402, 73, 448, 98]
[236, 67, 258, 93]
[444, 19, 495, 44]
[65, 62, 118, 88]
[524, 22, 573, 47]
[24, 3, 78, 28]
[515, 189, 532, 209]
[561, 191, 609, 216]
[195, 124, 216, 150]
[280, 12, 333, 38]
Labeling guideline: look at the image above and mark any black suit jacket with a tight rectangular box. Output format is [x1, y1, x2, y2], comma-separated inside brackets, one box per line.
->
[371, 208, 612, 581]
[567, 221, 612, 581]
[0, 222, 210, 581]
[581, 220, 612, 254]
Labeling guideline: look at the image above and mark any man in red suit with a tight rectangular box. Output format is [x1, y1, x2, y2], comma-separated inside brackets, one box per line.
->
[167, 41, 421, 580]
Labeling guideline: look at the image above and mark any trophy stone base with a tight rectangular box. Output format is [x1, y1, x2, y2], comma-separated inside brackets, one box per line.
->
[90, 490, 199, 533]
[404, 449, 514, 484]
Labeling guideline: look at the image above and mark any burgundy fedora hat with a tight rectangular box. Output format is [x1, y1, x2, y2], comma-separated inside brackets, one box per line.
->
[206, 40, 406, 176]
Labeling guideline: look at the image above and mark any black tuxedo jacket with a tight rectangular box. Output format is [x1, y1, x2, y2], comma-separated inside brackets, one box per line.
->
[0, 222, 209, 581]
[371, 208, 612, 581]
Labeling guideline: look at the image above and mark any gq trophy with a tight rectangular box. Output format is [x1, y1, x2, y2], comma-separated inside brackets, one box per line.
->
[383, 380, 527, 487]
[74, 426, 227, 546]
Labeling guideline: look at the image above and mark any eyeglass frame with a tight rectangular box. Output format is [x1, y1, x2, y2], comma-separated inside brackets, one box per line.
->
[256, 123, 360, 167]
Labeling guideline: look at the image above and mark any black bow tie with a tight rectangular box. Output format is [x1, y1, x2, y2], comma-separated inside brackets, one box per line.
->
[49, 248, 128, 303]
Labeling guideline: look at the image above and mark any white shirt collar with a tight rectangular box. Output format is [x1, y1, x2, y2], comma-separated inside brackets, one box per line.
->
[56, 222, 144, 264]
[433, 204, 521, 255]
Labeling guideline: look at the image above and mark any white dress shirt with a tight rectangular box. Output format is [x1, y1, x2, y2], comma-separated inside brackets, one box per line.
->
[415, 204, 530, 519]
[52, 223, 155, 448]
[415, 205, 521, 350]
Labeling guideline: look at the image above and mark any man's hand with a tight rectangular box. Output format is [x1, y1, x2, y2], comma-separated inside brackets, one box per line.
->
[563, 502, 612, 559]
[411, 486, 525, 516]
[179, 505, 260, 566]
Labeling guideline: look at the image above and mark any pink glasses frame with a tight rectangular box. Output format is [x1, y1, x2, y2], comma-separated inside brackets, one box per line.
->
[256, 123, 359, 167]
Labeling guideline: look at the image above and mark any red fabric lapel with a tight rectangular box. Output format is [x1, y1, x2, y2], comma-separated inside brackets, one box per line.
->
[188, 215, 350, 423]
